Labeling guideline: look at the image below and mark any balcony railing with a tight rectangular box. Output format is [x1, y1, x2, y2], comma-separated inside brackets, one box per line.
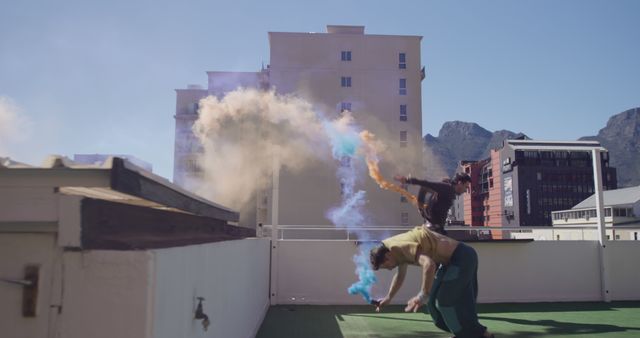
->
[259, 224, 640, 241]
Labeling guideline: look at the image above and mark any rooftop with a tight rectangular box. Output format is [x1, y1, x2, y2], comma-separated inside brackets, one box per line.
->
[574, 185, 640, 209]
[257, 302, 640, 338]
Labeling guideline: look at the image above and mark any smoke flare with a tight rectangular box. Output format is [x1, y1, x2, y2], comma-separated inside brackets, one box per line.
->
[359, 130, 422, 207]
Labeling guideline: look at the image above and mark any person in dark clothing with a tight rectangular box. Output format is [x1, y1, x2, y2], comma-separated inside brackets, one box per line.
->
[372, 172, 493, 338]
[394, 173, 472, 235]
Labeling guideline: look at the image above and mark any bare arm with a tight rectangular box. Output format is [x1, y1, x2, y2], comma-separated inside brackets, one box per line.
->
[376, 264, 407, 312]
[405, 254, 437, 312]
[417, 254, 437, 296]
[387, 263, 407, 300]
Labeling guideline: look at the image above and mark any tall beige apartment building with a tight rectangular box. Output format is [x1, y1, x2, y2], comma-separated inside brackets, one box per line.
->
[174, 25, 425, 229]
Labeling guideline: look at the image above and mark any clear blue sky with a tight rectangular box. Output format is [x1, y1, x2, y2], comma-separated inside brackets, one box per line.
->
[1, 0, 638, 179]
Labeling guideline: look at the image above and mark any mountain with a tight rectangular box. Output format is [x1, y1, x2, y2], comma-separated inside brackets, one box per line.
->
[423, 121, 527, 177]
[580, 107, 640, 188]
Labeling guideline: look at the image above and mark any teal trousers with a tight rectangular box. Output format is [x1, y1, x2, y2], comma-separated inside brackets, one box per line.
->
[426, 243, 486, 338]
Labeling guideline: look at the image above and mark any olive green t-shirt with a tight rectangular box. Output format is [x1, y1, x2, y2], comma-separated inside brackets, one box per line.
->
[381, 226, 438, 265]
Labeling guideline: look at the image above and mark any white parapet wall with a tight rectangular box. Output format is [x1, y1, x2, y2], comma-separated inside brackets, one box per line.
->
[59, 250, 156, 338]
[153, 238, 271, 338]
[607, 240, 640, 300]
[275, 240, 639, 305]
[1, 236, 270, 338]
[0, 233, 58, 338]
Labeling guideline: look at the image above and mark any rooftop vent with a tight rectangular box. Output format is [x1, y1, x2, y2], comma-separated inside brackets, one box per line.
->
[326, 25, 365, 34]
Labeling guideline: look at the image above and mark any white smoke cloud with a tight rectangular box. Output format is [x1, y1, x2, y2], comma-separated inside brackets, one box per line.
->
[0, 96, 30, 158]
[190, 87, 432, 214]
[192, 88, 333, 209]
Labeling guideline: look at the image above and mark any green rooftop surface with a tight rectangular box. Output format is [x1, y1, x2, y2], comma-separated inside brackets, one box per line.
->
[257, 302, 640, 338]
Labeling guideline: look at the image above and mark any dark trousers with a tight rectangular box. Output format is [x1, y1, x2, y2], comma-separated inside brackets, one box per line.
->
[426, 243, 486, 338]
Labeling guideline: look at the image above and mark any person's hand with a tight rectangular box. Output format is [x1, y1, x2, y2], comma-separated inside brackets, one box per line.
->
[393, 175, 407, 184]
[375, 297, 391, 312]
[404, 295, 424, 313]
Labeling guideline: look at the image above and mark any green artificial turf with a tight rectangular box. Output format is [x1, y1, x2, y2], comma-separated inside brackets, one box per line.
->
[256, 302, 640, 338]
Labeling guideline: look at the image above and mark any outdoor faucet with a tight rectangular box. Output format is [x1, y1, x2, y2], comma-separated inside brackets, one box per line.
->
[195, 297, 210, 331]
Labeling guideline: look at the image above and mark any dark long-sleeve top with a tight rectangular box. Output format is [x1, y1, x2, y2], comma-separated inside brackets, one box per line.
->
[406, 177, 456, 226]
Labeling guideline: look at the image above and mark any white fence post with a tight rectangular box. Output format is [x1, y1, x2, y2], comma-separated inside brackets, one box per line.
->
[270, 158, 280, 305]
[592, 148, 611, 302]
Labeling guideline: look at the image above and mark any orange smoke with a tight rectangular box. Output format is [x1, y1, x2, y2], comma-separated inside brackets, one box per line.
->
[359, 130, 421, 208]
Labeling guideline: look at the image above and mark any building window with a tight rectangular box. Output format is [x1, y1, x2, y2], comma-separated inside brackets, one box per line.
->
[400, 104, 407, 121]
[399, 53, 406, 69]
[341, 51, 352, 61]
[400, 183, 408, 202]
[400, 131, 408, 147]
[399, 78, 407, 95]
[634, 232, 638, 241]
[185, 158, 201, 173]
[401, 212, 409, 226]
[341, 77, 352, 87]
[341, 102, 352, 112]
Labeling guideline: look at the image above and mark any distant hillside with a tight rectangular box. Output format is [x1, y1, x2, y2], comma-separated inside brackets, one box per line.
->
[423, 121, 527, 177]
[580, 107, 640, 188]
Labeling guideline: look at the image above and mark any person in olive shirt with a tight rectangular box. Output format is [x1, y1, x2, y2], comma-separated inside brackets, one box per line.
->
[395, 173, 472, 235]
[369, 173, 494, 338]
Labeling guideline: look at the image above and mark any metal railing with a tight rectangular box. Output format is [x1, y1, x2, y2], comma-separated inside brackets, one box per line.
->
[259, 224, 640, 241]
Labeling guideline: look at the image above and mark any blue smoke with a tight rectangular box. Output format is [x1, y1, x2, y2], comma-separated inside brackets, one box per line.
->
[323, 120, 361, 159]
[322, 116, 378, 303]
[347, 243, 377, 303]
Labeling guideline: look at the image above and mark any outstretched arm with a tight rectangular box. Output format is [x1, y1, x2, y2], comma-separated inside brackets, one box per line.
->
[405, 254, 437, 312]
[376, 263, 407, 312]
[394, 175, 451, 195]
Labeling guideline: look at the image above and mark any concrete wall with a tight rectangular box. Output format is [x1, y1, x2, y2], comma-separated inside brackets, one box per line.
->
[153, 238, 270, 338]
[274, 240, 639, 305]
[59, 250, 155, 338]
[607, 241, 640, 300]
[0, 233, 57, 338]
[275, 240, 425, 305]
[1, 235, 269, 338]
[475, 241, 601, 302]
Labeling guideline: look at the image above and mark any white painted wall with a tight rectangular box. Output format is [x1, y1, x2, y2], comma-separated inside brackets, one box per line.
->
[607, 241, 640, 300]
[153, 238, 270, 338]
[275, 240, 632, 305]
[0, 233, 57, 338]
[474, 241, 601, 302]
[0, 187, 57, 222]
[58, 250, 155, 338]
[275, 240, 425, 305]
[56, 238, 270, 338]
